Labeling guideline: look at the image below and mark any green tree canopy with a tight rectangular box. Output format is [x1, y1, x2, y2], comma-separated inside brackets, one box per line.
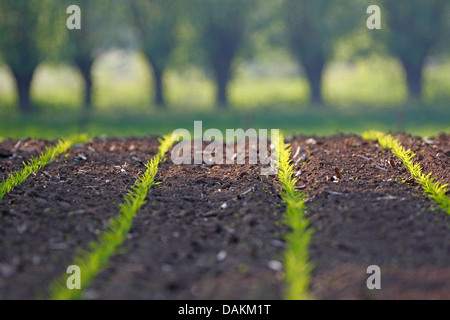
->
[285, 0, 364, 105]
[58, 0, 119, 110]
[0, 0, 58, 113]
[128, 0, 180, 108]
[190, 0, 254, 107]
[381, 0, 449, 100]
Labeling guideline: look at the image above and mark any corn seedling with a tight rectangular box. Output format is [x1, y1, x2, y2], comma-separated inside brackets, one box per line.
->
[363, 130, 449, 214]
[0, 134, 90, 202]
[276, 133, 314, 300]
[50, 134, 174, 300]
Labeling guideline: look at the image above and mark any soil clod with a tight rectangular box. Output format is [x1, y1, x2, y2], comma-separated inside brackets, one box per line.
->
[0, 148, 13, 158]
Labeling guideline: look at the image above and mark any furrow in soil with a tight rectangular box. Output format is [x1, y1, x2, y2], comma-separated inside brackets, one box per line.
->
[289, 135, 450, 299]
[0, 138, 55, 183]
[394, 133, 450, 185]
[0, 137, 160, 299]
[88, 143, 286, 300]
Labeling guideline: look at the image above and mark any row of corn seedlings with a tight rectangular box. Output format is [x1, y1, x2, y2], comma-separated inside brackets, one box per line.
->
[363, 130, 449, 214]
[276, 133, 314, 300]
[0, 134, 90, 202]
[50, 135, 174, 300]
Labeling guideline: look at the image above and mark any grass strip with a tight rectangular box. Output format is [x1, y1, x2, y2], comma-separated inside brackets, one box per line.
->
[276, 133, 314, 300]
[50, 135, 174, 300]
[0, 134, 89, 202]
[363, 130, 449, 214]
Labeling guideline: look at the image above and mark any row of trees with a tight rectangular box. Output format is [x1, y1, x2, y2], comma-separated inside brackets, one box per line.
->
[0, 0, 449, 113]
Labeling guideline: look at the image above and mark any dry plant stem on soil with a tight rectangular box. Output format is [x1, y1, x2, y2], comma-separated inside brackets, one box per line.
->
[277, 133, 314, 300]
[50, 135, 174, 300]
[0, 134, 90, 202]
[362, 131, 450, 214]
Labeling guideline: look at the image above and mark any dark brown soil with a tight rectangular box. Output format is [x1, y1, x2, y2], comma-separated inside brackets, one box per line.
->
[0, 137, 159, 299]
[289, 134, 450, 299]
[87, 143, 286, 300]
[395, 133, 450, 185]
[0, 138, 55, 183]
[0, 134, 449, 300]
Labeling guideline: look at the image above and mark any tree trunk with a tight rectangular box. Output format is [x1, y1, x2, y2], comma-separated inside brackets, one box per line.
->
[152, 67, 165, 108]
[401, 60, 424, 100]
[214, 64, 231, 108]
[77, 67, 92, 133]
[74, 59, 94, 132]
[12, 71, 35, 114]
[79, 66, 93, 111]
[216, 73, 229, 108]
[74, 55, 94, 112]
[303, 61, 325, 105]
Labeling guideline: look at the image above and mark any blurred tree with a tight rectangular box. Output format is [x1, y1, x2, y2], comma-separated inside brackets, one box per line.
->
[381, 0, 449, 100]
[129, 0, 179, 108]
[285, 0, 363, 105]
[60, 0, 116, 111]
[191, 0, 253, 108]
[0, 0, 56, 113]
[243, 0, 289, 62]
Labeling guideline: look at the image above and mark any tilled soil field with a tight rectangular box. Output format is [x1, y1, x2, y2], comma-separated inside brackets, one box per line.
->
[0, 137, 160, 299]
[0, 138, 55, 182]
[0, 134, 449, 300]
[289, 135, 450, 299]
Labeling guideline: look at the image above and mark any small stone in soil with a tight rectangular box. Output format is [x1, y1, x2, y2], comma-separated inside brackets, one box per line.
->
[76, 154, 87, 161]
[161, 264, 173, 273]
[293, 146, 305, 159]
[423, 138, 439, 145]
[17, 224, 27, 234]
[217, 250, 227, 261]
[1, 265, 15, 278]
[295, 154, 307, 166]
[132, 156, 142, 163]
[31, 256, 41, 265]
[357, 155, 370, 161]
[326, 190, 344, 196]
[270, 239, 288, 248]
[268, 260, 283, 272]
[240, 188, 254, 197]
[42, 171, 53, 179]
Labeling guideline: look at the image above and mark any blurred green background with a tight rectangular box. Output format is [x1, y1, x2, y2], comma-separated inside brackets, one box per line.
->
[0, 0, 449, 139]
